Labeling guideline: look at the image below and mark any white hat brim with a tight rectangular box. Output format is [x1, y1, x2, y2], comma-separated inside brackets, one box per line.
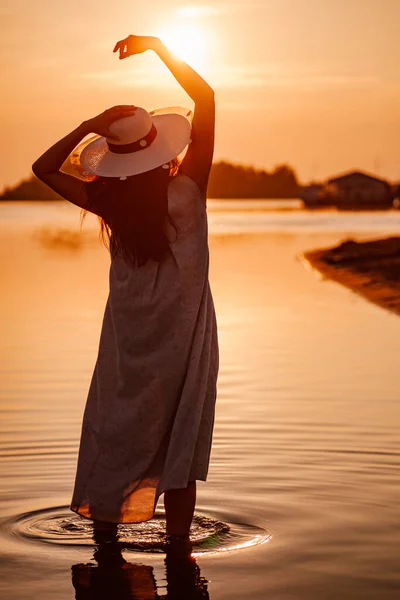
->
[74, 112, 191, 178]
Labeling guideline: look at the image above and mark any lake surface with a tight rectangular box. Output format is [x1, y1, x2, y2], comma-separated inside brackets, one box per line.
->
[1, 200, 399, 599]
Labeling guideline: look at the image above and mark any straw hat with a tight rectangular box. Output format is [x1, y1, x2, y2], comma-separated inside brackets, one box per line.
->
[62, 106, 193, 181]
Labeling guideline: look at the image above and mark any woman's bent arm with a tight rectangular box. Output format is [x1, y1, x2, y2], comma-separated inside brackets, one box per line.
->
[31, 121, 92, 209]
[32, 121, 91, 178]
[31, 105, 136, 209]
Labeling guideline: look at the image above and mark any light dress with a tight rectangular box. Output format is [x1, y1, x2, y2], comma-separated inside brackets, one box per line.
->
[70, 173, 219, 523]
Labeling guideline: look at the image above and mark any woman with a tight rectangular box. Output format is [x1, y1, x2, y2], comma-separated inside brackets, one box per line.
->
[32, 34, 219, 542]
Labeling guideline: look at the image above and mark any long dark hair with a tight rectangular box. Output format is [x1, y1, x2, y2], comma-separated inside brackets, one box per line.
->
[80, 159, 180, 268]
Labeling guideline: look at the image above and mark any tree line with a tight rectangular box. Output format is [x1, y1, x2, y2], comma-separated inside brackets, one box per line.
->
[208, 161, 299, 198]
[0, 161, 300, 200]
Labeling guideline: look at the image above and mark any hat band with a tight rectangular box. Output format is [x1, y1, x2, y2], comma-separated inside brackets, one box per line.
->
[107, 123, 157, 154]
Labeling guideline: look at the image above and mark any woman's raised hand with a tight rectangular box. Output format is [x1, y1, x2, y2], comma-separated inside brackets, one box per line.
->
[85, 106, 137, 140]
[113, 35, 155, 60]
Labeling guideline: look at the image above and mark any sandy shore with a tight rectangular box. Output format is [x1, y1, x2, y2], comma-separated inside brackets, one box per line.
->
[303, 236, 400, 317]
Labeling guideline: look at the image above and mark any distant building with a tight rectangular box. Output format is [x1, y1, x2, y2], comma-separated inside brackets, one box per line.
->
[327, 171, 392, 208]
[299, 183, 333, 207]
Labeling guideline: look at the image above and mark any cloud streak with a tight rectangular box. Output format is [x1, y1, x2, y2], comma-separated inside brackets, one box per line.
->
[174, 2, 264, 19]
[211, 67, 380, 89]
[176, 5, 224, 18]
[76, 64, 380, 91]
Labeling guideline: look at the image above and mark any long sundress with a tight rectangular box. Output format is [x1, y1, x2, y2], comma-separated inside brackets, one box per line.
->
[70, 173, 219, 523]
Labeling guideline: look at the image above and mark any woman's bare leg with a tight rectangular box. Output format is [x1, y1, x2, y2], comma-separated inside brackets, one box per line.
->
[93, 519, 118, 532]
[164, 481, 196, 536]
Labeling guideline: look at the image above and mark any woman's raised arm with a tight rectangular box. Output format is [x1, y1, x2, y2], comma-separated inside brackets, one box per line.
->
[114, 35, 215, 197]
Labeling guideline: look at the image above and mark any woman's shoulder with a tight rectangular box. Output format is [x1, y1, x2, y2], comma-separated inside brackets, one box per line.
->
[169, 172, 207, 205]
[167, 172, 207, 236]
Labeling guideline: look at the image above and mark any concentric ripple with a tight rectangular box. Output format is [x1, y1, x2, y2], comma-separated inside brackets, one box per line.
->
[2, 506, 272, 555]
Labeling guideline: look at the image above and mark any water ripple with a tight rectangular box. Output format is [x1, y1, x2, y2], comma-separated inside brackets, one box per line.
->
[2, 506, 272, 556]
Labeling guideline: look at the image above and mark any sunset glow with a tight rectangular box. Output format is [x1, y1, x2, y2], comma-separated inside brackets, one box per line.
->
[158, 24, 210, 69]
[1, 4, 400, 599]
[1, 0, 400, 189]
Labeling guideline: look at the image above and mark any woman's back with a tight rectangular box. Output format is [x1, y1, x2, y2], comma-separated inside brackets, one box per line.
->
[70, 172, 219, 523]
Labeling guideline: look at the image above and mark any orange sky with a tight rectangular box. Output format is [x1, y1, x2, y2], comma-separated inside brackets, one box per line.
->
[1, 0, 399, 190]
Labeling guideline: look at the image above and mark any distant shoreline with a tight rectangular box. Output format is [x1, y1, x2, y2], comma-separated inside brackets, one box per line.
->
[302, 237, 400, 317]
[0, 161, 300, 200]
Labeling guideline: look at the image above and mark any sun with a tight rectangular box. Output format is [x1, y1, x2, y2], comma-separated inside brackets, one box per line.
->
[158, 24, 210, 69]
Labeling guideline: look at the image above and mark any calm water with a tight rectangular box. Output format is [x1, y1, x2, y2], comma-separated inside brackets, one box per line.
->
[1, 200, 399, 599]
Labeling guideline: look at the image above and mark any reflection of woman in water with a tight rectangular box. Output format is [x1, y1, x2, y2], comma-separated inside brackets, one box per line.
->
[32, 33, 218, 541]
[71, 530, 210, 599]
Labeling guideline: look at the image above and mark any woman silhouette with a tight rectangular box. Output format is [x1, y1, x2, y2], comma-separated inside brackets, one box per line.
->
[32, 34, 219, 541]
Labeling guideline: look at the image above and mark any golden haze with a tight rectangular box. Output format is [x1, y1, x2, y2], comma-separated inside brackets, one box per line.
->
[1, 0, 399, 189]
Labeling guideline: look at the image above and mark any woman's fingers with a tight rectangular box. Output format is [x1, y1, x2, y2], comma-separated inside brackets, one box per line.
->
[109, 107, 137, 122]
[113, 40, 121, 53]
[113, 39, 130, 59]
[107, 131, 121, 142]
[109, 105, 137, 114]
[121, 44, 130, 59]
